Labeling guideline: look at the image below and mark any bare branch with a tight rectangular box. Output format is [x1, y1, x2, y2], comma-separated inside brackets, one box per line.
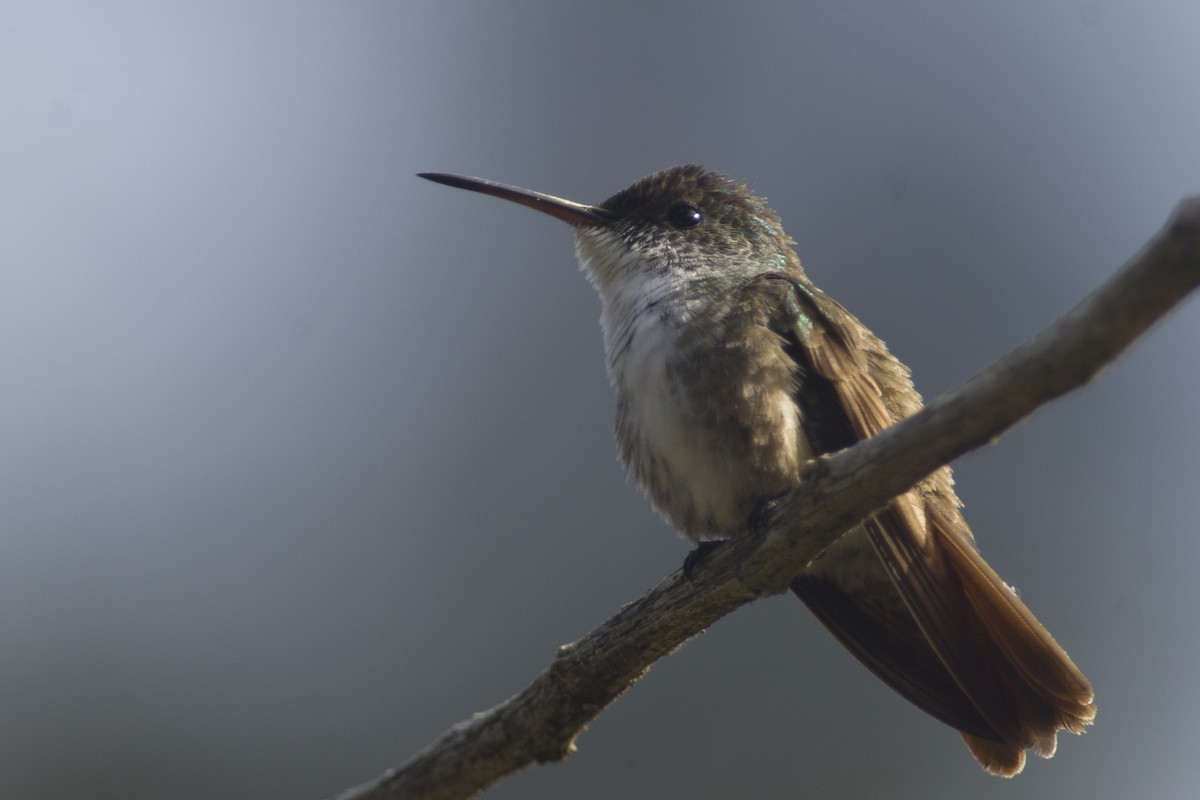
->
[333, 198, 1200, 800]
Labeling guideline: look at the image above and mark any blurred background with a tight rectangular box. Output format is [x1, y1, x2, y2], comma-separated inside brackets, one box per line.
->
[2, 3, 1199, 798]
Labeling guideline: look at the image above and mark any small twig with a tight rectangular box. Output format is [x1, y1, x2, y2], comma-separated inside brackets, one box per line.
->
[332, 198, 1200, 800]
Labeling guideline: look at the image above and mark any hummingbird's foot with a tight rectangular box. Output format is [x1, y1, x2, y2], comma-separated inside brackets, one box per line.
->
[749, 492, 788, 537]
[682, 541, 723, 582]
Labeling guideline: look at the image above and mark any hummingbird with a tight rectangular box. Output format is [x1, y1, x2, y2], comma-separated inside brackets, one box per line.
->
[418, 165, 1095, 776]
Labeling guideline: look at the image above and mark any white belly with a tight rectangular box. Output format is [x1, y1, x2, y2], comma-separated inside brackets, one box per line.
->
[611, 308, 805, 537]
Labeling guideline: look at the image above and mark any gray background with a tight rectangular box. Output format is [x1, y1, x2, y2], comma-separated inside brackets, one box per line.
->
[3, 2, 1199, 799]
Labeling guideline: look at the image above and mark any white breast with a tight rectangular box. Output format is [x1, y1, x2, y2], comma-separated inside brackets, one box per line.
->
[574, 227, 803, 536]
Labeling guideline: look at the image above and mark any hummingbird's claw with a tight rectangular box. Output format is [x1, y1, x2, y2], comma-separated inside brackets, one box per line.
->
[749, 492, 788, 537]
[682, 541, 724, 582]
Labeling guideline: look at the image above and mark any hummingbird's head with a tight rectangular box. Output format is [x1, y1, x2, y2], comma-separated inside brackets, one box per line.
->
[417, 166, 798, 304]
[577, 165, 796, 294]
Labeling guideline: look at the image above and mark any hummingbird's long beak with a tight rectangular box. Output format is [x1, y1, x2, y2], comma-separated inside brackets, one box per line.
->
[418, 173, 615, 227]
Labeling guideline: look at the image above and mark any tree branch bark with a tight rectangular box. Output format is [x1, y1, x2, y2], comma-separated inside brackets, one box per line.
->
[332, 198, 1200, 800]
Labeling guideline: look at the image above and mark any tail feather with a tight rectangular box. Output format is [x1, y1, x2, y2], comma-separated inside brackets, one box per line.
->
[795, 490, 1094, 777]
[962, 733, 1026, 777]
[927, 500, 1097, 741]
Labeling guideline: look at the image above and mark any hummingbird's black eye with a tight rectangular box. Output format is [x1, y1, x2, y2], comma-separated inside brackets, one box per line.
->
[667, 204, 703, 229]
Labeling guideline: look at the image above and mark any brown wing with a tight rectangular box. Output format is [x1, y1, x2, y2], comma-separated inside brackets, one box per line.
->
[763, 274, 1095, 776]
